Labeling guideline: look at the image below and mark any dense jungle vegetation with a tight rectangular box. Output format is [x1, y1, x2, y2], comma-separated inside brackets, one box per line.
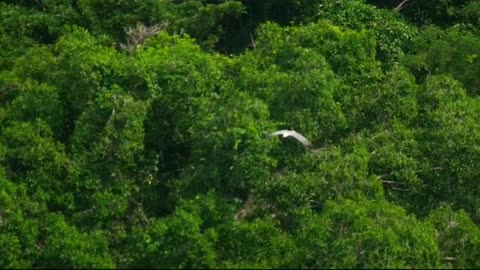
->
[1, 0, 480, 268]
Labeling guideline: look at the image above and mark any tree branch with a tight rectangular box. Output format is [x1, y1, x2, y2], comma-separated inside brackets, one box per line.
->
[234, 193, 256, 221]
[393, 0, 414, 12]
[391, 187, 410, 192]
[249, 33, 256, 51]
[381, 179, 404, 185]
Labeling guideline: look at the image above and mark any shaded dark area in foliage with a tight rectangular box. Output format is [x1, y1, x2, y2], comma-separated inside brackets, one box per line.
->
[1, 0, 480, 268]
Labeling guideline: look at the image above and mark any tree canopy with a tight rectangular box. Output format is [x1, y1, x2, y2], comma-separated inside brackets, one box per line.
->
[1, 0, 479, 268]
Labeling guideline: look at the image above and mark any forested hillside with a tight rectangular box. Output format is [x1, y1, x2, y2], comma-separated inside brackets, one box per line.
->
[1, 0, 480, 268]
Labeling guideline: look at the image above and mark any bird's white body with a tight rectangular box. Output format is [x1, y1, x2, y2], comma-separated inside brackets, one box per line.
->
[267, 130, 314, 148]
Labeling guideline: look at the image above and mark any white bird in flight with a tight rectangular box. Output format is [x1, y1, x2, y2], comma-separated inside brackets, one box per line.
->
[267, 130, 314, 148]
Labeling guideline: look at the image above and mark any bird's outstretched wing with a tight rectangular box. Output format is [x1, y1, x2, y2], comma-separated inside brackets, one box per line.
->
[267, 129, 313, 148]
[288, 130, 313, 148]
[267, 130, 290, 138]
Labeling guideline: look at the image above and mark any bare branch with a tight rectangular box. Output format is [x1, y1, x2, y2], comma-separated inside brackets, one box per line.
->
[34, 243, 44, 251]
[391, 187, 410, 192]
[393, 0, 415, 12]
[249, 33, 256, 51]
[120, 21, 170, 53]
[105, 95, 118, 128]
[234, 193, 256, 221]
[381, 179, 403, 185]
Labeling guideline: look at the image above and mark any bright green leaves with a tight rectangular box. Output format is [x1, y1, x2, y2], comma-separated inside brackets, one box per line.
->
[270, 60, 347, 142]
[237, 21, 363, 142]
[171, 0, 245, 50]
[0, 121, 69, 208]
[217, 218, 295, 268]
[296, 197, 441, 269]
[0, 176, 114, 268]
[338, 67, 419, 131]
[69, 86, 149, 225]
[71, 86, 148, 168]
[37, 213, 115, 269]
[133, 32, 222, 145]
[364, 122, 422, 207]
[1, 81, 63, 136]
[427, 206, 480, 269]
[79, 0, 245, 51]
[0, 232, 31, 269]
[0, 170, 44, 268]
[404, 25, 480, 95]
[303, 0, 418, 68]
[53, 27, 119, 120]
[255, 21, 383, 84]
[164, 88, 276, 198]
[0, 3, 48, 69]
[126, 209, 217, 269]
[414, 75, 480, 219]
[199, 92, 275, 190]
[367, 67, 419, 126]
[417, 75, 467, 116]
[7, 46, 56, 83]
[1, 1, 480, 269]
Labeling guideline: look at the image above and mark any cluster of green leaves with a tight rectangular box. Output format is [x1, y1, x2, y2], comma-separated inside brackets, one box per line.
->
[1, 0, 479, 268]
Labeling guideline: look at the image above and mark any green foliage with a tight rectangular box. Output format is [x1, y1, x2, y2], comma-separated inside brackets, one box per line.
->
[1, 0, 480, 269]
[71, 86, 148, 168]
[298, 0, 418, 69]
[37, 213, 115, 268]
[1, 80, 63, 135]
[217, 218, 295, 268]
[460, 1, 480, 25]
[403, 25, 480, 95]
[258, 142, 385, 233]
[52, 27, 119, 123]
[395, 0, 477, 26]
[68, 86, 149, 225]
[413, 76, 480, 220]
[0, 3, 50, 69]
[0, 169, 44, 268]
[427, 206, 480, 268]
[364, 121, 422, 208]
[79, 0, 244, 51]
[0, 121, 70, 209]
[296, 197, 441, 269]
[126, 208, 217, 268]
[235, 20, 383, 139]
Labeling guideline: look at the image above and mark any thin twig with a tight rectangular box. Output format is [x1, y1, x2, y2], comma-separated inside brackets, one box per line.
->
[249, 33, 256, 51]
[381, 179, 404, 185]
[120, 22, 169, 53]
[394, 0, 414, 12]
[234, 192, 256, 221]
[105, 108, 116, 128]
[391, 187, 410, 192]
